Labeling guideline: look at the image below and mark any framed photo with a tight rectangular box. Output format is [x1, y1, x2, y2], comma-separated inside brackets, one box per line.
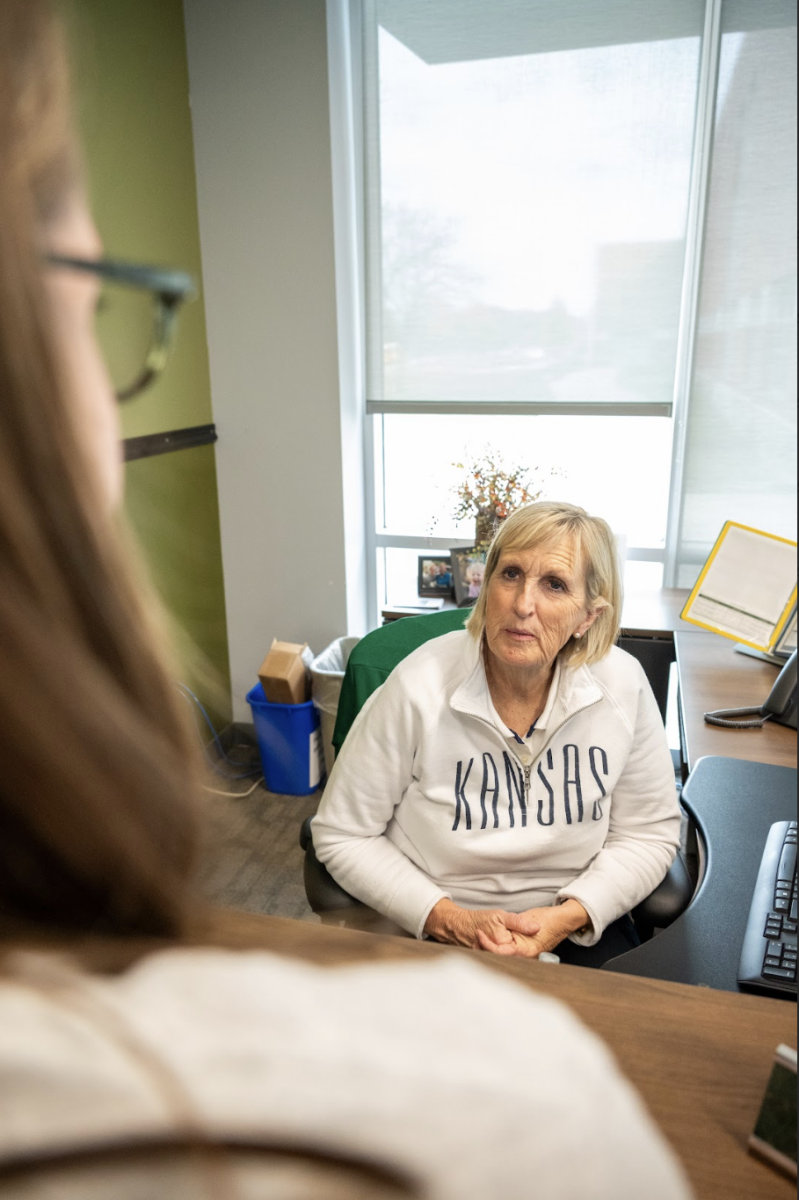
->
[417, 554, 455, 598]
[450, 546, 487, 608]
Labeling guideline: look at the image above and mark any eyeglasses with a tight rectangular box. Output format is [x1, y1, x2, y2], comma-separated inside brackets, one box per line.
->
[47, 255, 197, 401]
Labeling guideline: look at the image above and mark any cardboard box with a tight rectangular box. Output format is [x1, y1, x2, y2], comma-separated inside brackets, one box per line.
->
[258, 639, 309, 705]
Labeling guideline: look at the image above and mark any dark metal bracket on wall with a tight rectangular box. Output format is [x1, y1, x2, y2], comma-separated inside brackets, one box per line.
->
[123, 424, 217, 463]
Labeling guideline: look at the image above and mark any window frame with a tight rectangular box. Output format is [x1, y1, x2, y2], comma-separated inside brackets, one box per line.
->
[331, 0, 791, 627]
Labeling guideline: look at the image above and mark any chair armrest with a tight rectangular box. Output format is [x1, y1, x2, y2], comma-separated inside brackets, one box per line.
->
[301, 819, 365, 915]
[632, 852, 694, 933]
[299, 815, 314, 851]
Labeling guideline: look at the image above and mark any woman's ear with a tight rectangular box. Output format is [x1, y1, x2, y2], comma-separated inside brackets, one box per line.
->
[575, 598, 608, 639]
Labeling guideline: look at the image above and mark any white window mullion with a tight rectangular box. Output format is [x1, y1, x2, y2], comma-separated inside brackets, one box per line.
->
[361, 0, 384, 409]
[663, 0, 724, 587]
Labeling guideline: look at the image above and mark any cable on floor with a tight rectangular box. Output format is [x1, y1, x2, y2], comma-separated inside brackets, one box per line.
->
[176, 682, 262, 780]
[203, 776, 264, 799]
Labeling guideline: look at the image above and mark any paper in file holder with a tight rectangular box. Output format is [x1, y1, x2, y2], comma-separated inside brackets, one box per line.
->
[681, 522, 797, 654]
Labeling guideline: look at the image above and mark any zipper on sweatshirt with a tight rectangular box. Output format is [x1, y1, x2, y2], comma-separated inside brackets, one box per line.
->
[458, 698, 602, 801]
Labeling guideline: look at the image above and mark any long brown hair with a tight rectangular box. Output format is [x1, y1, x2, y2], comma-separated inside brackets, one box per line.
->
[0, 0, 202, 937]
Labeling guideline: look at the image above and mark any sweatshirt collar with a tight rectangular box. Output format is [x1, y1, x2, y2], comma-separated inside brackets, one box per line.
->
[451, 633, 603, 730]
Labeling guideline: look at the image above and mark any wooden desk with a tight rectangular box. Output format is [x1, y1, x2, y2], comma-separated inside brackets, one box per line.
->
[676, 632, 797, 773]
[620, 587, 693, 638]
[41, 908, 792, 1200]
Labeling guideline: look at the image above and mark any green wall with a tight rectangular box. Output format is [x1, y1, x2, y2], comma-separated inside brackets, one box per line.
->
[68, 0, 231, 724]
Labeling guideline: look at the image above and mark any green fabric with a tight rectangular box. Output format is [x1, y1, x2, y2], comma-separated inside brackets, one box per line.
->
[332, 608, 471, 754]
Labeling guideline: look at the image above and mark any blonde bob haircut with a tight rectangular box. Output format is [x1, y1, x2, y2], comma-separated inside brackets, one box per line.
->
[465, 501, 622, 667]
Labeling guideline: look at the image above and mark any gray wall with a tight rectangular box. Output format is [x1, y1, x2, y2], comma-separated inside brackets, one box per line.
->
[184, 0, 365, 720]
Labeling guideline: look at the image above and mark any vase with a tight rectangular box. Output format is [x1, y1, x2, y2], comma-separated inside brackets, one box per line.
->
[475, 508, 499, 546]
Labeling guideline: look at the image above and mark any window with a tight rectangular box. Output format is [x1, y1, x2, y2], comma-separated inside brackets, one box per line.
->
[374, 412, 672, 603]
[335, 0, 797, 620]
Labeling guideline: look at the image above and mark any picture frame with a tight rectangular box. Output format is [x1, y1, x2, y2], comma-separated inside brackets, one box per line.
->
[450, 546, 487, 608]
[417, 554, 455, 598]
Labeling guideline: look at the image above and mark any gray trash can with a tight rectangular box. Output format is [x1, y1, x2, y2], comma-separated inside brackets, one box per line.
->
[310, 636, 360, 778]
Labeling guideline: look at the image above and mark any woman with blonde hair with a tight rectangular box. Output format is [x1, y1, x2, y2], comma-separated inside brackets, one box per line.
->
[315, 500, 681, 966]
[0, 3, 690, 1196]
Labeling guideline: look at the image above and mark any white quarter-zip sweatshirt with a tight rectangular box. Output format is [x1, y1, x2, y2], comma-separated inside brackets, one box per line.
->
[313, 631, 681, 942]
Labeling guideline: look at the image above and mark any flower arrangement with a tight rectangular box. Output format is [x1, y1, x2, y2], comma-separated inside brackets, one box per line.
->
[450, 450, 546, 546]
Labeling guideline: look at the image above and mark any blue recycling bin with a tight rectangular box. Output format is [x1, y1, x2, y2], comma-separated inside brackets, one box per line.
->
[246, 682, 325, 795]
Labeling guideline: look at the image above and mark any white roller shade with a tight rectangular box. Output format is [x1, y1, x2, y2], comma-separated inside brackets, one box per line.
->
[363, 0, 704, 413]
[672, 0, 797, 585]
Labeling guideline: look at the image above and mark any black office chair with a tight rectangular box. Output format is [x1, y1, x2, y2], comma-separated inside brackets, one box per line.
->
[300, 610, 694, 939]
[300, 815, 693, 940]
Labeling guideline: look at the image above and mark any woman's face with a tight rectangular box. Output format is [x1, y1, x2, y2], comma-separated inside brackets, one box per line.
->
[484, 537, 600, 674]
[44, 195, 122, 507]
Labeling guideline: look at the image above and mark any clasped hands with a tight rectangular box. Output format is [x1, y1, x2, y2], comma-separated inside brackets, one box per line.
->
[423, 897, 590, 958]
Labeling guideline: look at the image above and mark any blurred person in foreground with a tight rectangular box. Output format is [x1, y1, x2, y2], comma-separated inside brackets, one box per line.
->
[0, 2, 692, 1197]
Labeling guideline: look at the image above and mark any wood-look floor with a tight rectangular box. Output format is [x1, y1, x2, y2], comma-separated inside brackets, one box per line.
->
[199, 779, 322, 924]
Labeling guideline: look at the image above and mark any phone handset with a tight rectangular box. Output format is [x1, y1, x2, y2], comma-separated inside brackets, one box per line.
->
[704, 650, 798, 730]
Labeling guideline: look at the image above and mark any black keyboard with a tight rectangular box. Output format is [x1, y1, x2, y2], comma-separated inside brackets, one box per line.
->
[738, 820, 797, 997]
